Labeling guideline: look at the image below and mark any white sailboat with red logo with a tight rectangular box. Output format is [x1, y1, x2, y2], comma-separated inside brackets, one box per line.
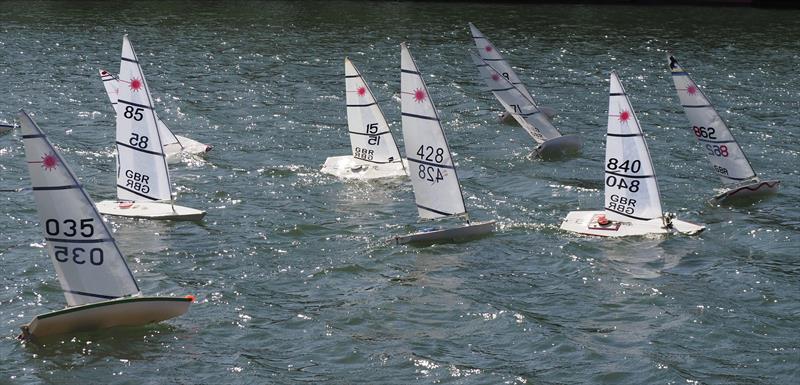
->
[17, 110, 193, 340]
[560, 71, 704, 237]
[668, 54, 779, 204]
[394, 43, 495, 244]
[98, 54, 211, 164]
[468, 23, 580, 158]
[321, 58, 407, 179]
[95, 35, 205, 221]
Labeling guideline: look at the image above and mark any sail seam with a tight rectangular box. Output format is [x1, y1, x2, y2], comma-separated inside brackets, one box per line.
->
[116, 141, 164, 156]
[604, 170, 655, 179]
[402, 112, 438, 121]
[116, 185, 159, 201]
[117, 99, 154, 110]
[65, 289, 119, 300]
[606, 133, 641, 137]
[120, 57, 138, 64]
[348, 130, 391, 136]
[407, 157, 455, 170]
[604, 209, 656, 222]
[416, 204, 454, 217]
[32, 185, 81, 191]
[46, 237, 113, 244]
[346, 102, 377, 107]
[401, 69, 421, 75]
[22, 134, 46, 139]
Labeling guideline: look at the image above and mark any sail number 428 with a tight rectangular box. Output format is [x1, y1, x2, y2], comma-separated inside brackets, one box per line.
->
[416, 145, 446, 183]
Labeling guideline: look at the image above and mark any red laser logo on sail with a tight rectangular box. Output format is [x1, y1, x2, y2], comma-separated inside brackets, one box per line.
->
[484, 45, 493, 52]
[413, 88, 426, 103]
[41, 153, 58, 171]
[357, 86, 366, 96]
[686, 85, 697, 95]
[129, 77, 142, 92]
[491, 73, 500, 82]
[619, 111, 630, 122]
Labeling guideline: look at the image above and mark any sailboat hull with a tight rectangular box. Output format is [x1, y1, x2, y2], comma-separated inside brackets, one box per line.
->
[96, 200, 206, 221]
[321, 155, 408, 180]
[560, 211, 704, 237]
[712, 179, 780, 204]
[535, 135, 582, 159]
[394, 220, 496, 245]
[20, 296, 193, 340]
[164, 135, 212, 164]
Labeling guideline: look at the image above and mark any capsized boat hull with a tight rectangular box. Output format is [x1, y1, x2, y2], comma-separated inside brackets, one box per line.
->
[560, 211, 704, 237]
[535, 135, 582, 159]
[499, 106, 557, 125]
[394, 220, 496, 244]
[712, 179, 780, 204]
[164, 135, 212, 164]
[20, 295, 193, 340]
[96, 200, 206, 221]
[321, 155, 408, 180]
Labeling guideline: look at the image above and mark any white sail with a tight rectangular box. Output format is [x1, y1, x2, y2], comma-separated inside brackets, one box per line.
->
[19, 110, 141, 307]
[116, 35, 172, 202]
[345, 58, 403, 165]
[604, 72, 663, 222]
[469, 53, 561, 142]
[668, 55, 757, 185]
[401, 43, 466, 220]
[468, 22, 535, 102]
[99, 68, 180, 147]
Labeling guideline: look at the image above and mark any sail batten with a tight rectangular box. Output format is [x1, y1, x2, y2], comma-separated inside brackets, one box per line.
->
[668, 55, 758, 185]
[19, 110, 141, 307]
[401, 43, 467, 220]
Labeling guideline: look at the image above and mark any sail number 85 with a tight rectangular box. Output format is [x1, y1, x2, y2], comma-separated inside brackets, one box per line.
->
[123, 106, 144, 121]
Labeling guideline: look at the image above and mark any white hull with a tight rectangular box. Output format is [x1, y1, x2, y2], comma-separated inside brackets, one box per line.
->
[712, 179, 780, 204]
[560, 211, 704, 237]
[535, 135, 582, 159]
[394, 220, 496, 244]
[96, 200, 206, 221]
[499, 106, 557, 125]
[164, 135, 212, 164]
[20, 295, 193, 340]
[321, 155, 408, 180]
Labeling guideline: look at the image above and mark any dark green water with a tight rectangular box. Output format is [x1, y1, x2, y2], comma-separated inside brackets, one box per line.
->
[0, 1, 798, 383]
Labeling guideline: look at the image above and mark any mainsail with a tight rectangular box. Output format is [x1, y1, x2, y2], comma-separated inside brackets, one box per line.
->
[116, 35, 173, 202]
[604, 72, 663, 222]
[470, 53, 561, 142]
[668, 55, 757, 185]
[401, 43, 467, 220]
[19, 110, 141, 307]
[344, 58, 403, 165]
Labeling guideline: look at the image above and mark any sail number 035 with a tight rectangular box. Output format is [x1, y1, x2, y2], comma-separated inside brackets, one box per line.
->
[45, 218, 104, 265]
[605, 158, 641, 192]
